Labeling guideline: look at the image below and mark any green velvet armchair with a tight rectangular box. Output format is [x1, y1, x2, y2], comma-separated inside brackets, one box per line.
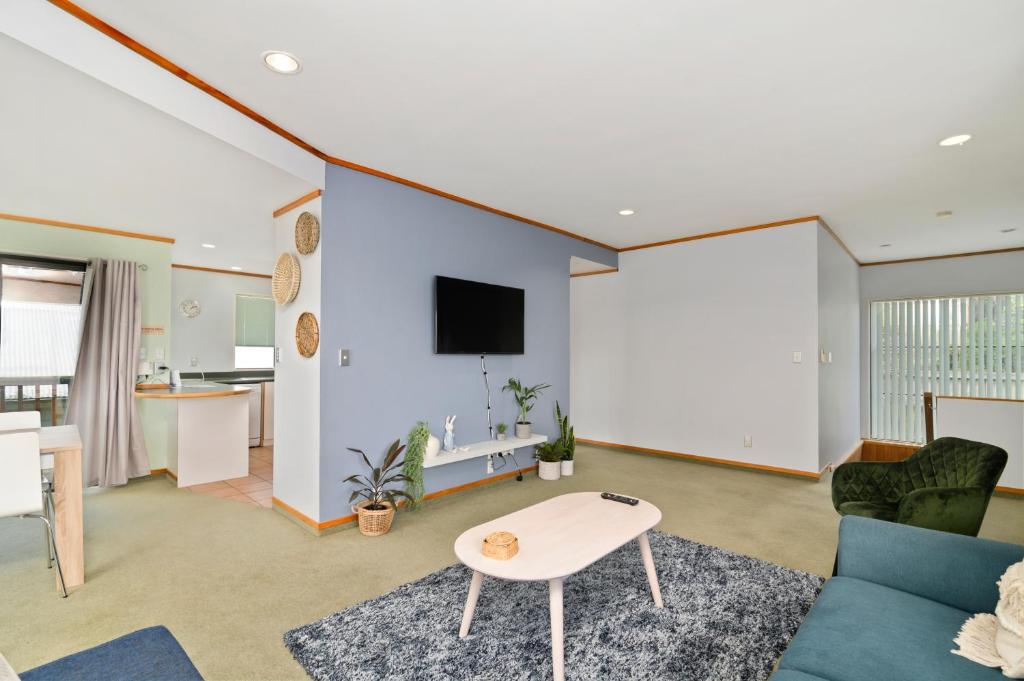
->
[831, 436, 1007, 536]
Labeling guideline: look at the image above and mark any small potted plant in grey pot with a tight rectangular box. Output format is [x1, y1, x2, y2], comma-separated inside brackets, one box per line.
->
[502, 378, 550, 438]
[534, 441, 564, 481]
[495, 422, 508, 441]
[555, 401, 575, 476]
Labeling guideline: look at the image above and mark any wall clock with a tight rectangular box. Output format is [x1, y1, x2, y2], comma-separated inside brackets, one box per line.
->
[179, 299, 201, 318]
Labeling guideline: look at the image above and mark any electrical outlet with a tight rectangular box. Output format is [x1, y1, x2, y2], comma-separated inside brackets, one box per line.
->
[743, 435, 753, 448]
[275, 347, 281, 364]
[486, 454, 494, 474]
[792, 351, 802, 364]
[154, 347, 165, 361]
[190, 356, 198, 367]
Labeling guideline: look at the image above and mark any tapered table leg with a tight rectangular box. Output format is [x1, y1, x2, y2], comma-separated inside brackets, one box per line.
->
[459, 570, 484, 638]
[638, 531, 663, 608]
[549, 577, 565, 681]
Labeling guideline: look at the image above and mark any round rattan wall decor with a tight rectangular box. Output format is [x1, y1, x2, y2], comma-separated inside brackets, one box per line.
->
[295, 312, 320, 358]
[294, 211, 320, 255]
[272, 252, 301, 305]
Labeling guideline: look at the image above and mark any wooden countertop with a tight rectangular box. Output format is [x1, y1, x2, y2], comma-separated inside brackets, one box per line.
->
[134, 383, 252, 399]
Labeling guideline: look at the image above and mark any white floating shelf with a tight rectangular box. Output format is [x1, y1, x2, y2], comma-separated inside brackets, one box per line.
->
[423, 433, 548, 468]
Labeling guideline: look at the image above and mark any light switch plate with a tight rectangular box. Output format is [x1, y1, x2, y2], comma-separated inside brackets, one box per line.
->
[792, 351, 802, 363]
[743, 435, 753, 448]
[339, 348, 350, 366]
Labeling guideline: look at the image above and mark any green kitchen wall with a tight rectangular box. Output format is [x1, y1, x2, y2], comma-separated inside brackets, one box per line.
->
[0, 215, 174, 469]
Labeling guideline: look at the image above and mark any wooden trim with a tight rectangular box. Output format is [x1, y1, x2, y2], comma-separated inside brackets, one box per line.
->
[861, 246, 1024, 267]
[935, 395, 1024, 404]
[577, 438, 821, 479]
[923, 392, 935, 443]
[134, 386, 251, 399]
[48, 1, 614, 254]
[618, 216, 820, 253]
[166, 469, 178, 481]
[996, 486, 1024, 496]
[0, 211, 175, 243]
[324, 154, 616, 251]
[860, 438, 920, 462]
[818, 218, 861, 265]
[273, 463, 541, 532]
[149, 467, 168, 476]
[171, 263, 271, 279]
[570, 268, 619, 278]
[272, 189, 322, 218]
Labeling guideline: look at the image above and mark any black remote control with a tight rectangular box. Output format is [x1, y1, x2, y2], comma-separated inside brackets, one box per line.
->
[601, 492, 639, 506]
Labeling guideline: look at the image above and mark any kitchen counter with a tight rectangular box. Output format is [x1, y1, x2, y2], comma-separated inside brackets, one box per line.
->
[135, 383, 252, 398]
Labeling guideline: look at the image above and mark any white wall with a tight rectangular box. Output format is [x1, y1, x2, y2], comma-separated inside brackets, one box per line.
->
[858, 251, 1024, 435]
[817, 226, 861, 469]
[272, 199, 321, 521]
[571, 221, 821, 473]
[170, 267, 271, 373]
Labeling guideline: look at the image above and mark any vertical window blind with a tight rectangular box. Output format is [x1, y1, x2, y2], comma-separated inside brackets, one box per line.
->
[870, 293, 1024, 443]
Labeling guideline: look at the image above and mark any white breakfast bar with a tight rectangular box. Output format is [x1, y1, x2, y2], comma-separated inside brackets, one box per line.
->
[454, 492, 663, 681]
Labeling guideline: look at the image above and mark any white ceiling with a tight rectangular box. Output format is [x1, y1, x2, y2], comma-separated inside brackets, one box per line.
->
[67, 0, 1024, 263]
[0, 34, 313, 273]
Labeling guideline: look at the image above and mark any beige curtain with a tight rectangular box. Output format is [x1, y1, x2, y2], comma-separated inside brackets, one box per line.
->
[66, 259, 149, 486]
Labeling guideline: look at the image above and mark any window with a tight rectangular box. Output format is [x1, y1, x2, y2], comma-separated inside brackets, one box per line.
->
[0, 255, 86, 424]
[870, 293, 1024, 442]
[234, 294, 274, 369]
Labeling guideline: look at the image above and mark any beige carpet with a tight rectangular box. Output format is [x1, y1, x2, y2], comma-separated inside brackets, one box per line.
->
[2, 444, 1022, 680]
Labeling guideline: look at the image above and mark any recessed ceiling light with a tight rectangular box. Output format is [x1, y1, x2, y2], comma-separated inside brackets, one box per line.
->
[262, 51, 301, 74]
[230, 266, 243, 271]
[618, 209, 635, 216]
[936, 211, 953, 219]
[938, 134, 971, 147]
[1001, 228, 1017, 234]
[201, 243, 216, 249]
[879, 243, 892, 248]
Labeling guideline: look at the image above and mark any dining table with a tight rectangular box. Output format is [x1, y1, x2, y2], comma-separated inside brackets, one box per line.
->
[12, 425, 85, 592]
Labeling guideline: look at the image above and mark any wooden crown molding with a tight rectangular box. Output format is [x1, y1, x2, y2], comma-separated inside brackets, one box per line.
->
[618, 216, 821, 253]
[570, 268, 618, 278]
[171, 263, 271, 279]
[50, 0, 615, 252]
[0, 211, 175, 244]
[272, 189, 322, 218]
[860, 245, 1024, 267]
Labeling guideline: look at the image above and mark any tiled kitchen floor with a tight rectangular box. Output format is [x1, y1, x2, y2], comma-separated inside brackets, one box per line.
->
[186, 446, 273, 507]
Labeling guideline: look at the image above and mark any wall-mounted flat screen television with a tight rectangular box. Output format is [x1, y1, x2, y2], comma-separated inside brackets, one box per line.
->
[435, 276, 524, 354]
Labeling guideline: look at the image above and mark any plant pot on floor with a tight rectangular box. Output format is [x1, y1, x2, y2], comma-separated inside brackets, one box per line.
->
[516, 422, 532, 438]
[538, 460, 561, 481]
[353, 500, 396, 536]
[560, 460, 574, 476]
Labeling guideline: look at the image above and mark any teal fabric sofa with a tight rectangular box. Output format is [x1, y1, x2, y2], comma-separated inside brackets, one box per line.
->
[772, 516, 1024, 681]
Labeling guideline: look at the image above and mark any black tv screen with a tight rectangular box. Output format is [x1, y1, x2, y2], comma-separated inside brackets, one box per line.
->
[435, 276, 524, 354]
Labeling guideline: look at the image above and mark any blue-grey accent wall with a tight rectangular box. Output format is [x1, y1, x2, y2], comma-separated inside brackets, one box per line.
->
[318, 165, 617, 521]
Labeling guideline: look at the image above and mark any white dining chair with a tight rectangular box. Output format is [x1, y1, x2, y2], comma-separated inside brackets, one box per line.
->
[0, 411, 56, 566]
[0, 431, 67, 597]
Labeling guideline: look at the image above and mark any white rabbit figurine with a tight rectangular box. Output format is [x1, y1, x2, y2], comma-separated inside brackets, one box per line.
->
[443, 415, 456, 452]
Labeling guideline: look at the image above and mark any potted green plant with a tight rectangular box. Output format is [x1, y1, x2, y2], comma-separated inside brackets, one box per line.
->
[535, 441, 565, 480]
[495, 422, 508, 441]
[555, 401, 575, 476]
[345, 439, 414, 536]
[502, 378, 551, 438]
[403, 422, 429, 509]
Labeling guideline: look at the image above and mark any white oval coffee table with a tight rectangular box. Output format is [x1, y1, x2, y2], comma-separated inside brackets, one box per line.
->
[454, 492, 663, 681]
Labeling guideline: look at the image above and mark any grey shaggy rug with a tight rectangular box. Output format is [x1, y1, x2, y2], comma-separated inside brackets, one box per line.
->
[284, 531, 823, 680]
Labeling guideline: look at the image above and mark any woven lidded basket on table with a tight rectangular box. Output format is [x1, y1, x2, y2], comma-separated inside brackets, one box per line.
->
[294, 211, 320, 255]
[272, 252, 301, 304]
[482, 531, 519, 560]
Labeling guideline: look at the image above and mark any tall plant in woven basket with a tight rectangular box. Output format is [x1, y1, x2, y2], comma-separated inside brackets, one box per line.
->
[345, 440, 414, 536]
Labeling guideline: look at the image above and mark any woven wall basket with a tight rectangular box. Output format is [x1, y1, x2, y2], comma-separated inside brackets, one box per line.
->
[272, 252, 301, 304]
[295, 311, 320, 358]
[294, 211, 320, 255]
